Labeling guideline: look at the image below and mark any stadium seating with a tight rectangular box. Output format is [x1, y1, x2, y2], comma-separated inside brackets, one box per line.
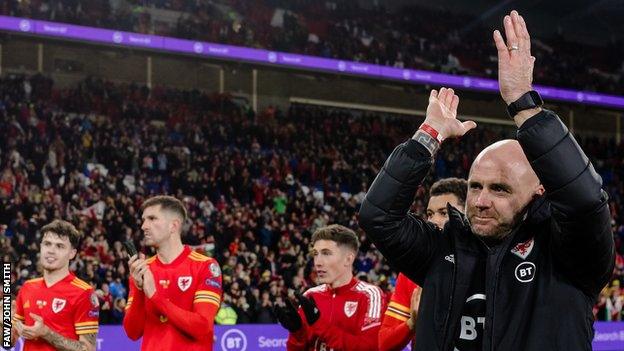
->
[2, 0, 622, 94]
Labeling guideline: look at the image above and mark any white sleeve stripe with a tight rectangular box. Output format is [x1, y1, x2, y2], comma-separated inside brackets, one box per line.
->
[355, 282, 382, 319]
[369, 284, 382, 318]
[357, 284, 377, 318]
[370, 287, 380, 318]
[387, 306, 411, 318]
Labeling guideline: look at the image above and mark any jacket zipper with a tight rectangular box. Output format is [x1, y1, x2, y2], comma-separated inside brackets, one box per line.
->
[317, 292, 336, 351]
[325, 293, 335, 351]
[330, 293, 335, 323]
[442, 251, 457, 351]
[477, 237, 496, 351]
[487, 231, 519, 351]
[486, 247, 500, 351]
[489, 268, 500, 351]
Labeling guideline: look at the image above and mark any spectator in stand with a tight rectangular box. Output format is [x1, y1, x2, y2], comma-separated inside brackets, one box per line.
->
[98, 283, 114, 324]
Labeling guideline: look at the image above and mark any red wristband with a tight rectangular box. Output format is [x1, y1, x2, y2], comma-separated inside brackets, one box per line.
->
[419, 124, 444, 143]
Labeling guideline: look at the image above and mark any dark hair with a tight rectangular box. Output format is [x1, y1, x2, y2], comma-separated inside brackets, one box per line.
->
[141, 195, 188, 221]
[430, 177, 467, 206]
[311, 224, 359, 252]
[40, 219, 81, 248]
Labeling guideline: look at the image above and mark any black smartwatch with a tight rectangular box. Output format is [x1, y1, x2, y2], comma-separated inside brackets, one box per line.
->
[506, 90, 543, 118]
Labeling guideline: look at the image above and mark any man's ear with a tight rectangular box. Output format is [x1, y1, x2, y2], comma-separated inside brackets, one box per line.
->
[70, 248, 77, 260]
[169, 214, 182, 234]
[534, 184, 545, 197]
[345, 250, 356, 267]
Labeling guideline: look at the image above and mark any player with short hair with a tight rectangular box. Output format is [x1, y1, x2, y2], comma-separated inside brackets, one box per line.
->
[123, 195, 222, 351]
[275, 224, 385, 351]
[12, 219, 99, 351]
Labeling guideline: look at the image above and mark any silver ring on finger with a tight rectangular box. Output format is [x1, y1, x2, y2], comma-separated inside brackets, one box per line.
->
[508, 45, 519, 51]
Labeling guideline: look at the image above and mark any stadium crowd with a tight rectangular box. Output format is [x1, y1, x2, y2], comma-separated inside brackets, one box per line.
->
[1, 74, 623, 325]
[1, 0, 623, 94]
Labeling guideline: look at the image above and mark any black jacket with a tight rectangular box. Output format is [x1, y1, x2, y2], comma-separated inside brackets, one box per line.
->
[359, 110, 614, 351]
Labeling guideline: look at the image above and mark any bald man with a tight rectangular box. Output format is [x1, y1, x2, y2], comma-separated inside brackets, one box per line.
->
[360, 10, 614, 351]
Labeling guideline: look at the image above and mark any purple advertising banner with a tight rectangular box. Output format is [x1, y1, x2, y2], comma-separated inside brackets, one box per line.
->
[3, 323, 624, 350]
[0, 17, 32, 33]
[0, 15, 623, 109]
[593, 322, 624, 351]
[2, 325, 288, 351]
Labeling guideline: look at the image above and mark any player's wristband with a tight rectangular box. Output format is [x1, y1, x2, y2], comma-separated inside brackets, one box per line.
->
[419, 123, 444, 143]
[413, 130, 440, 156]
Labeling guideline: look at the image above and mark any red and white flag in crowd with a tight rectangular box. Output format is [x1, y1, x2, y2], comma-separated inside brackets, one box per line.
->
[80, 201, 106, 220]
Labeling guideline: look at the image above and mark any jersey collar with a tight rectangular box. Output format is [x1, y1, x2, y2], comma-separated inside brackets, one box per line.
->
[329, 277, 358, 295]
[155, 245, 191, 268]
[43, 272, 75, 288]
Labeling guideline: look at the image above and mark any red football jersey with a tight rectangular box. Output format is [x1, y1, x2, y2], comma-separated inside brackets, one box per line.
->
[13, 274, 99, 351]
[287, 278, 386, 351]
[123, 246, 222, 351]
[379, 273, 419, 351]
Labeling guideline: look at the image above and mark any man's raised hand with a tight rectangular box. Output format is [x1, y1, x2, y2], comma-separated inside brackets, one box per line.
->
[493, 10, 535, 105]
[417, 87, 476, 141]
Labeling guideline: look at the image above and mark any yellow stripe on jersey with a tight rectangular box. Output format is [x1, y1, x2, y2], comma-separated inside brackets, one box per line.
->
[13, 314, 25, 321]
[194, 294, 220, 301]
[70, 282, 90, 290]
[385, 310, 410, 322]
[24, 277, 44, 285]
[388, 301, 410, 313]
[386, 306, 411, 319]
[194, 295, 221, 303]
[146, 256, 157, 264]
[189, 257, 209, 262]
[194, 290, 220, 299]
[193, 296, 221, 305]
[194, 295, 220, 302]
[76, 328, 99, 333]
[75, 322, 99, 331]
[194, 298, 220, 307]
[72, 277, 91, 286]
[194, 289, 221, 306]
[126, 296, 135, 307]
[193, 299, 221, 306]
[189, 252, 210, 262]
[75, 328, 99, 335]
[72, 277, 91, 287]
[70, 279, 91, 290]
